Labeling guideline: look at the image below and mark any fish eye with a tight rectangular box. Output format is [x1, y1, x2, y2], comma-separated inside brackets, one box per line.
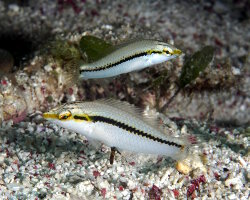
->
[163, 48, 171, 55]
[59, 110, 72, 120]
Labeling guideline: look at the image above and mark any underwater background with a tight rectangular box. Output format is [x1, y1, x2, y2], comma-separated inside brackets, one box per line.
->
[0, 0, 249, 199]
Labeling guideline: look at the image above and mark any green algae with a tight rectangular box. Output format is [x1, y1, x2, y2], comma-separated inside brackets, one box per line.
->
[49, 39, 81, 63]
[48, 35, 114, 67]
[79, 35, 114, 63]
[179, 46, 215, 88]
[159, 46, 215, 111]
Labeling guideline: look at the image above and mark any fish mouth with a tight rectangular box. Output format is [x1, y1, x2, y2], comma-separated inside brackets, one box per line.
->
[173, 49, 182, 56]
[43, 112, 58, 120]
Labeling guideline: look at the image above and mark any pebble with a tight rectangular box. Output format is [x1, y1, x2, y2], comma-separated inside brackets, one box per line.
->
[8, 4, 19, 12]
[76, 181, 94, 195]
[0, 153, 6, 164]
[238, 156, 247, 168]
[7, 183, 24, 191]
[99, 180, 110, 189]
[0, 179, 4, 185]
[117, 166, 124, 173]
[160, 168, 174, 183]
[127, 180, 136, 189]
[232, 67, 241, 75]
[225, 174, 243, 189]
[228, 193, 237, 200]
[44, 64, 53, 72]
[55, 173, 60, 180]
[121, 189, 129, 197]
[52, 193, 70, 200]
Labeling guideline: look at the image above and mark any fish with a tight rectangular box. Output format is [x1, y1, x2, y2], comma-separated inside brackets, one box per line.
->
[43, 99, 191, 162]
[66, 39, 182, 81]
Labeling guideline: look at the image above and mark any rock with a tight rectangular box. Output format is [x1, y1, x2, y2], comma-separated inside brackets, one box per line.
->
[238, 156, 247, 168]
[2, 93, 27, 123]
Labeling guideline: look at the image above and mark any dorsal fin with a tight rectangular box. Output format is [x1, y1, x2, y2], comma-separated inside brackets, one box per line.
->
[95, 99, 167, 133]
[96, 98, 142, 116]
[112, 37, 145, 49]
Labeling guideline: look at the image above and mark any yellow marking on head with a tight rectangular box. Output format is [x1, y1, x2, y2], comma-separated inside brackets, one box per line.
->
[173, 49, 182, 55]
[58, 110, 72, 121]
[146, 49, 164, 55]
[43, 112, 58, 119]
[163, 48, 171, 54]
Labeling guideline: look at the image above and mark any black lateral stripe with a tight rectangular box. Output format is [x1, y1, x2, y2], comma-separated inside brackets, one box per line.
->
[90, 115, 182, 148]
[74, 115, 88, 121]
[80, 50, 163, 73]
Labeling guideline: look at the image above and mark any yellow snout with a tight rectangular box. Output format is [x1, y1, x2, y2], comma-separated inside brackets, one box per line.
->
[173, 49, 182, 56]
[43, 112, 58, 120]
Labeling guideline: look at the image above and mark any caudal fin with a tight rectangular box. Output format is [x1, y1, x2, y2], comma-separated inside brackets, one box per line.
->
[62, 59, 81, 87]
[173, 134, 200, 161]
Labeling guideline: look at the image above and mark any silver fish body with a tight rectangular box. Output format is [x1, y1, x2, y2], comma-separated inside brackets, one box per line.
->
[43, 100, 190, 160]
[79, 40, 181, 79]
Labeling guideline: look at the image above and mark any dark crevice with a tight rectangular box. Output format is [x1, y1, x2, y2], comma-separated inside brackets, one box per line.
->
[0, 31, 53, 70]
[0, 1, 54, 70]
[0, 33, 34, 68]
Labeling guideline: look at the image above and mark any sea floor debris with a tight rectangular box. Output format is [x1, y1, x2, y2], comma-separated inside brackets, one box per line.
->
[0, 114, 249, 199]
[0, 0, 249, 199]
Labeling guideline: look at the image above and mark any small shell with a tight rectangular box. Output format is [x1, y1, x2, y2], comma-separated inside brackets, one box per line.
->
[176, 160, 192, 175]
[176, 153, 206, 175]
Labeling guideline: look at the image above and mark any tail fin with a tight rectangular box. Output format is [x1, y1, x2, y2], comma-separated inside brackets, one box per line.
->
[48, 38, 82, 87]
[62, 59, 81, 87]
[173, 134, 200, 161]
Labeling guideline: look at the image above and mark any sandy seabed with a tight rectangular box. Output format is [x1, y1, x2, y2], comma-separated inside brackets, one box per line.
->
[0, 0, 249, 199]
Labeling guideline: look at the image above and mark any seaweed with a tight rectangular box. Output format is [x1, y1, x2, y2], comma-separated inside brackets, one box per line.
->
[160, 46, 215, 111]
[49, 38, 81, 63]
[179, 46, 215, 88]
[79, 35, 114, 63]
[47, 35, 114, 68]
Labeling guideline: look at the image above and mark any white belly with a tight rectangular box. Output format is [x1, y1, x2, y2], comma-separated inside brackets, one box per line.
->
[92, 122, 180, 157]
[54, 118, 181, 158]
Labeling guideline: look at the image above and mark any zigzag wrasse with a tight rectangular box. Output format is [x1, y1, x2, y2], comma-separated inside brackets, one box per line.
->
[43, 99, 192, 164]
[66, 39, 182, 81]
